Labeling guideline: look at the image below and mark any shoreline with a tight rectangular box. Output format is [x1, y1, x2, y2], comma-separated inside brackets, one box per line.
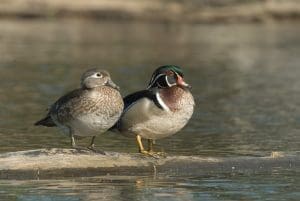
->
[0, 0, 300, 23]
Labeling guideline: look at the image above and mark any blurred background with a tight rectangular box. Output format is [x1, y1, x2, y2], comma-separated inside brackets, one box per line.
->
[0, 0, 299, 200]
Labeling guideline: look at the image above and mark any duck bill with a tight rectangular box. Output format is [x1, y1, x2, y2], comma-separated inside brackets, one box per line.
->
[106, 79, 120, 90]
[177, 75, 191, 89]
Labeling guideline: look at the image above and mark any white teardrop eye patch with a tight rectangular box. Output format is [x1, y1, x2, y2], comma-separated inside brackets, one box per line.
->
[91, 72, 103, 78]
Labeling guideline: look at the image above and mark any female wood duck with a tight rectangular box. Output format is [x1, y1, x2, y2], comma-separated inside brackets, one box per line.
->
[35, 68, 124, 152]
[115, 65, 195, 157]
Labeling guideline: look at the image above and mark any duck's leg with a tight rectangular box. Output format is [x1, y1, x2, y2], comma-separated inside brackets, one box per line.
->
[137, 135, 146, 153]
[70, 132, 103, 154]
[71, 133, 77, 148]
[136, 135, 160, 158]
[70, 133, 89, 151]
[148, 139, 154, 152]
[87, 136, 105, 155]
[147, 139, 166, 157]
[88, 136, 96, 149]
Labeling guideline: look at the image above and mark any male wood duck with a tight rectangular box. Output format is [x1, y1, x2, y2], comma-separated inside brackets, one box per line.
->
[35, 68, 124, 152]
[115, 65, 195, 157]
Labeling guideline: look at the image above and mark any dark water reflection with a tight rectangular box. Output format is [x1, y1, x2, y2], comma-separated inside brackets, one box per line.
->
[0, 169, 299, 201]
[0, 19, 299, 200]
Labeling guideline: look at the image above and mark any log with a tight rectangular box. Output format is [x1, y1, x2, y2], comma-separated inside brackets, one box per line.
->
[0, 148, 298, 179]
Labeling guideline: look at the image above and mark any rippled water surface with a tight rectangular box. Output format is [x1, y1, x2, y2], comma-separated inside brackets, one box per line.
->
[0, 170, 299, 201]
[0, 19, 299, 200]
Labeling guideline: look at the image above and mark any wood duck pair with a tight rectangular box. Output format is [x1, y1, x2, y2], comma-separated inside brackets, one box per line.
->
[35, 65, 195, 156]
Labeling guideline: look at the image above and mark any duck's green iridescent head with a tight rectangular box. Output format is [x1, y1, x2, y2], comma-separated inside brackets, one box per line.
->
[147, 65, 190, 89]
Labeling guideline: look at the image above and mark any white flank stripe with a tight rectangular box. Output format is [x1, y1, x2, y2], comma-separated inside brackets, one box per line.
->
[156, 92, 170, 112]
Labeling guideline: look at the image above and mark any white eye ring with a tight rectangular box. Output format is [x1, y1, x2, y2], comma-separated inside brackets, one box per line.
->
[91, 72, 103, 78]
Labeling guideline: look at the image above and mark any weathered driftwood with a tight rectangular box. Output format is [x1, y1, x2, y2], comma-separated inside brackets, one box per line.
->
[0, 148, 298, 179]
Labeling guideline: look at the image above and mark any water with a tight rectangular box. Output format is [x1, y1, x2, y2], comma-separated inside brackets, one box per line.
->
[0, 171, 299, 201]
[0, 19, 299, 200]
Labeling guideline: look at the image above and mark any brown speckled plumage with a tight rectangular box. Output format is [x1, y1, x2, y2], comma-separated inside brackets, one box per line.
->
[52, 86, 123, 130]
[35, 68, 124, 148]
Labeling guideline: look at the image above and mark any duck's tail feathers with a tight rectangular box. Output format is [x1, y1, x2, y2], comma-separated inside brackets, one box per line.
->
[34, 116, 56, 127]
